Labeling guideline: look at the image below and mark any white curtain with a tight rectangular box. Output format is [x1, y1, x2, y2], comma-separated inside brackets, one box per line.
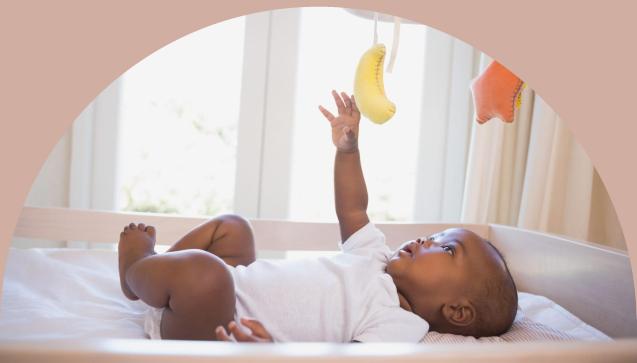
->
[460, 54, 625, 248]
[413, 28, 477, 222]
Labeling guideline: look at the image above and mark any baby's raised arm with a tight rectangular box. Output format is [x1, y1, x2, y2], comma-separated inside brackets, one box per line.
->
[319, 90, 370, 242]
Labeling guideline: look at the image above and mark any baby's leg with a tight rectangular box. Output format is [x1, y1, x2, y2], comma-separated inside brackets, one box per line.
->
[119, 224, 235, 340]
[166, 214, 256, 267]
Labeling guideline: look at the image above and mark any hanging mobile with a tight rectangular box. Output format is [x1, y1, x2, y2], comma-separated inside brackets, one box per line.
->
[353, 13, 401, 124]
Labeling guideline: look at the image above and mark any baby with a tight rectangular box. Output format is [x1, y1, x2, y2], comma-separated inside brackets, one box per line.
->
[118, 90, 518, 342]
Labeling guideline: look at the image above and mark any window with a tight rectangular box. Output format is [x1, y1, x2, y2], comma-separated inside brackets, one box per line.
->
[21, 8, 482, 252]
[116, 17, 245, 216]
[80, 7, 470, 226]
[288, 8, 427, 222]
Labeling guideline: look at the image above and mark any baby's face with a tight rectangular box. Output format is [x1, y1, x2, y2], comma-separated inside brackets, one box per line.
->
[386, 228, 505, 320]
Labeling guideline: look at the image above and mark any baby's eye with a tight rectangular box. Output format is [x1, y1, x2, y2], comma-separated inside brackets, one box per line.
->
[442, 245, 455, 256]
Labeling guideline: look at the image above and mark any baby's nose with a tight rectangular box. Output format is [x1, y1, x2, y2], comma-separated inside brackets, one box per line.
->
[414, 238, 428, 247]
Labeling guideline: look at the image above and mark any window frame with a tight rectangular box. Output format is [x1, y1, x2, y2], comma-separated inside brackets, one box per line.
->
[79, 8, 479, 223]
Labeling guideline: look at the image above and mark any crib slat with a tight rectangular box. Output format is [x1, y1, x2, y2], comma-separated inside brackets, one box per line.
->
[14, 207, 209, 246]
[14, 207, 488, 250]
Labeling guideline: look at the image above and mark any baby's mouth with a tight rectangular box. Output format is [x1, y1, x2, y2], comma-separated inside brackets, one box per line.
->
[402, 241, 422, 258]
[394, 241, 419, 259]
[399, 243, 414, 257]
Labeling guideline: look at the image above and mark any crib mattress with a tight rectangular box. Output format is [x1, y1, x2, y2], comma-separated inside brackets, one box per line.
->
[0, 247, 609, 342]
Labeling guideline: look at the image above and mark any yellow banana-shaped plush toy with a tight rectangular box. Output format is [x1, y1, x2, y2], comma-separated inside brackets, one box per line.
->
[354, 43, 396, 124]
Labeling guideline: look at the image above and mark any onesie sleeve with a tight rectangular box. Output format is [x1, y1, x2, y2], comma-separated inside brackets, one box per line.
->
[339, 222, 391, 263]
[352, 307, 430, 343]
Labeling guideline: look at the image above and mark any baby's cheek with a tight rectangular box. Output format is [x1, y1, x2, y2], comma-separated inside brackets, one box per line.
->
[386, 258, 405, 276]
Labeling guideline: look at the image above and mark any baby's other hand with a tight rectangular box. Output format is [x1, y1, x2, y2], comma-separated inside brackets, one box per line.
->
[215, 317, 273, 343]
[319, 90, 361, 153]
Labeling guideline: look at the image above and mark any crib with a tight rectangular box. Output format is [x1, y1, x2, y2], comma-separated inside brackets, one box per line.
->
[1, 206, 636, 362]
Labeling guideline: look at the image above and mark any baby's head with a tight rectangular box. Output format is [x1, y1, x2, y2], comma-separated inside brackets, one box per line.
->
[386, 228, 517, 337]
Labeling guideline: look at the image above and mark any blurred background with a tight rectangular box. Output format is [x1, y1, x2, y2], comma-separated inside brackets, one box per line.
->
[14, 7, 625, 252]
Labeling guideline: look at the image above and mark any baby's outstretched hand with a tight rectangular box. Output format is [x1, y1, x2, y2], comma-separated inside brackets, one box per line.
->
[319, 90, 361, 153]
[215, 317, 273, 343]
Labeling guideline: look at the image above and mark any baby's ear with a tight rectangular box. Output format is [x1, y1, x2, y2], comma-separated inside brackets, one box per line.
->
[441, 298, 476, 327]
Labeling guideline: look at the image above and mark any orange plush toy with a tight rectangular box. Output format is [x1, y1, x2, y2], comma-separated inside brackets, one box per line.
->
[471, 61, 524, 124]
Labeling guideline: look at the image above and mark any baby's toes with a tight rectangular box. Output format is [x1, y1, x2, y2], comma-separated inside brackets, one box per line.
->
[138, 223, 146, 232]
[129, 223, 137, 230]
[146, 226, 156, 238]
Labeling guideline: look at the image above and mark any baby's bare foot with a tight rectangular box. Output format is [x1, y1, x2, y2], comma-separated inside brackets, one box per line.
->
[118, 222, 156, 300]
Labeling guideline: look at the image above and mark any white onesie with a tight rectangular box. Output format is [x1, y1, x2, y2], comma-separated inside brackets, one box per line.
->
[145, 222, 429, 342]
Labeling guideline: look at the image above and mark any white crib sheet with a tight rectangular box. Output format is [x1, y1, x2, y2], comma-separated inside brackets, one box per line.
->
[0, 247, 609, 341]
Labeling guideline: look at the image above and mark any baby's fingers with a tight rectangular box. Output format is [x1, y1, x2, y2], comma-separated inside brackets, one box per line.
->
[228, 321, 255, 342]
[351, 95, 359, 115]
[240, 317, 272, 340]
[332, 90, 346, 114]
[340, 92, 351, 113]
[215, 325, 232, 342]
[318, 105, 335, 122]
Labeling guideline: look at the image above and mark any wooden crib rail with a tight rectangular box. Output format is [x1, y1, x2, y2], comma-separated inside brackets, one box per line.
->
[13, 206, 488, 250]
[489, 224, 637, 338]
